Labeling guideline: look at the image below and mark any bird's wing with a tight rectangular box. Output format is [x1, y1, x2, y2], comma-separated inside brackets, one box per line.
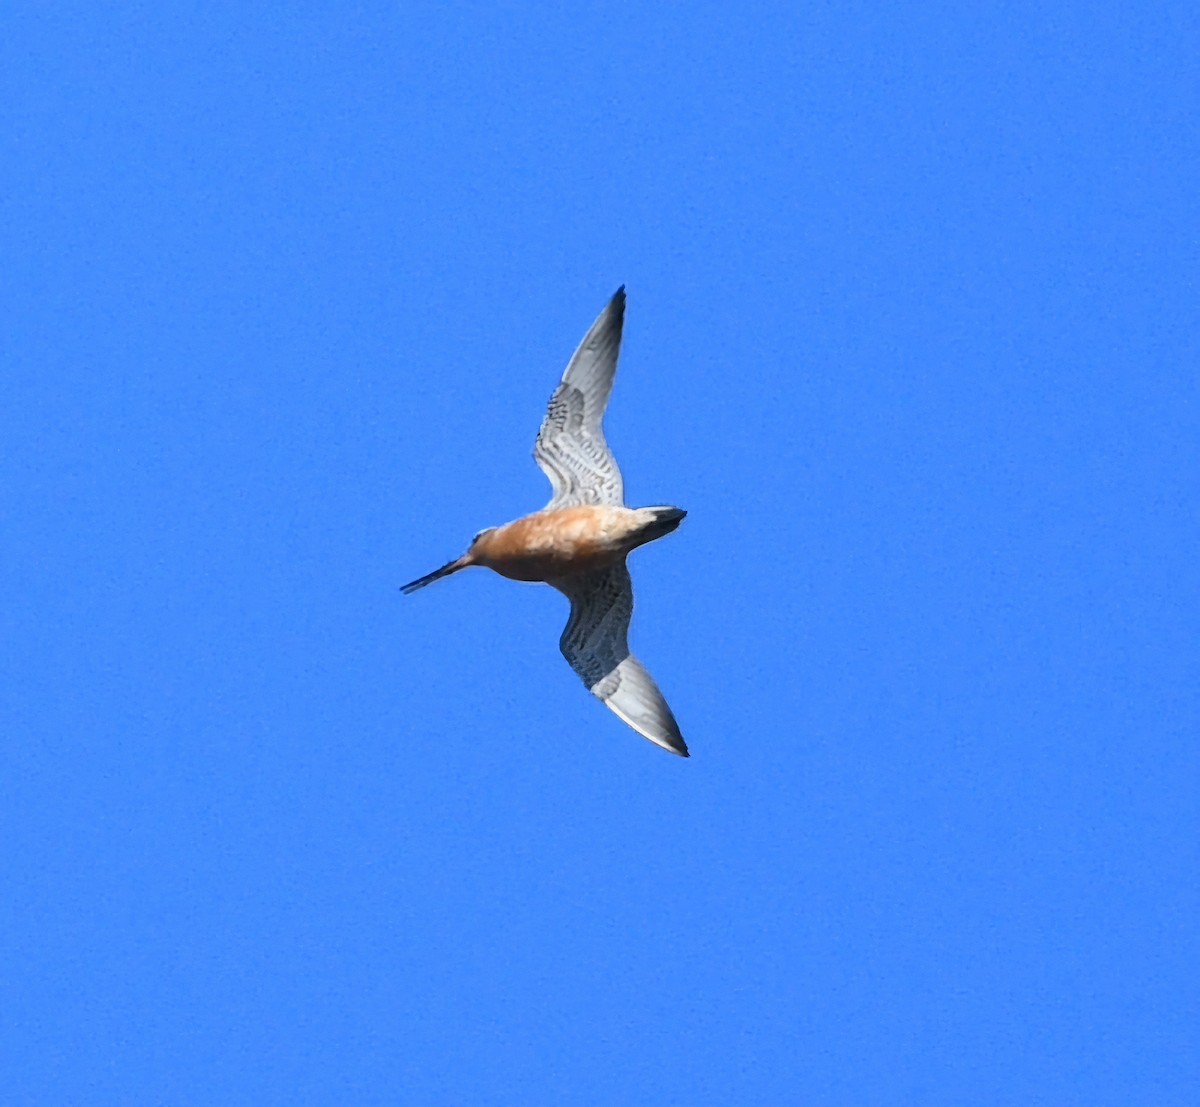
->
[533, 287, 626, 509]
[554, 562, 688, 757]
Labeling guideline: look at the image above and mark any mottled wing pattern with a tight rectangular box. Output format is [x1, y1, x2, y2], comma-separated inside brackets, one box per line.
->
[534, 287, 626, 508]
[555, 562, 688, 757]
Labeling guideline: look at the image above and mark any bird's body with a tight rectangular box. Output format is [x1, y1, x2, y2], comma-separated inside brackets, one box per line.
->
[402, 288, 691, 756]
[473, 504, 685, 583]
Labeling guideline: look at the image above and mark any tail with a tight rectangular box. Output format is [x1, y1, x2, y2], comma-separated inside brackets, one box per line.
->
[638, 506, 687, 544]
[401, 555, 472, 594]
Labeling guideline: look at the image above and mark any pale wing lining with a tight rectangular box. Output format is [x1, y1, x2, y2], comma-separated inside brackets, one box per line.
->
[555, 563, 688, 757]
[533, 287, 626, 509]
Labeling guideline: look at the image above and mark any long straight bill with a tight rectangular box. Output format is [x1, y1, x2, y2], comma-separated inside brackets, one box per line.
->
[401, 555, 470, 595]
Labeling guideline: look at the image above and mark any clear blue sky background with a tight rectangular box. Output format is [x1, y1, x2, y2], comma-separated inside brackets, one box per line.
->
[3, 3, 1196, 1104]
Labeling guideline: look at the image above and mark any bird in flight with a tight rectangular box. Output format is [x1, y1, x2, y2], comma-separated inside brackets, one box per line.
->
[402, 287, 690, 756]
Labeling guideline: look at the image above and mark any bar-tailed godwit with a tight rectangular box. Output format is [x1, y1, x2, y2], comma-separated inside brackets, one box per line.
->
[403, 288, 689, 757]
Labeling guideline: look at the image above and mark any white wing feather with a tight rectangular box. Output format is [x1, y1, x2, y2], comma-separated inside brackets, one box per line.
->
[533, 288, 626, 509]
[554, 562, 687, 756]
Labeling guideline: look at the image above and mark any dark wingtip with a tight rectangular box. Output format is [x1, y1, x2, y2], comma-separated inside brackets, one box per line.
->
[660, 726, 690, 758]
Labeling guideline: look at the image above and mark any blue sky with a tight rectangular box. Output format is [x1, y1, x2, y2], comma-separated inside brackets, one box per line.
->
[2, 3, 1197, 1103]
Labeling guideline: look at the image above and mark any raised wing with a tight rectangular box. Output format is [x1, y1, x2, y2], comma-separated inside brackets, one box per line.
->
[554, 562, 688, 757]
[534, 287, 626, 509]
